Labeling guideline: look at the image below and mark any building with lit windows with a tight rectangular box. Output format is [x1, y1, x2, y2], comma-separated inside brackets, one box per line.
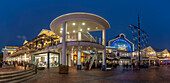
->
[155, 49, 170, 65]
[8, 29, 60, 67]
[6, 12, 110, 72]
[140, 46, 158, 66]
[2, 46, 19, 61]
[106, 33, 134, 65]
[5, 12, 170, 73]
[140, 46, 170, 66]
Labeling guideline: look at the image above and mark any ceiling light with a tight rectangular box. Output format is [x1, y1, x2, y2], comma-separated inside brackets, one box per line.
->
[67, 32, 69, 34]
[60, 28, 63, 31]
[82, 22, 85, 25]
[60, 31, 62, 33]
[72, 23, 76, 26]
[87, 28, 90, 30]
[73, 30, 75, 33]
[80, 29, 83, 31]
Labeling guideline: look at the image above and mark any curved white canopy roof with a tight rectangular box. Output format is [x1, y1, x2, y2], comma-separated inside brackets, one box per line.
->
[50, 12, 110, 35]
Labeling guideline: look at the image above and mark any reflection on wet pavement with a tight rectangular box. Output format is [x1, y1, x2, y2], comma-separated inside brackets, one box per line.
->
[26, 66, 170, 83]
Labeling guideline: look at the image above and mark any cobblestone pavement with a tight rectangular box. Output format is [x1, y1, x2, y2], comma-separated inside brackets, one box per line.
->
[26, 66, 170, 83]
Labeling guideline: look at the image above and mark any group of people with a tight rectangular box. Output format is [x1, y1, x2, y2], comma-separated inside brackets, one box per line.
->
[82, 59, 101, 70]
[0, 61, 8, 68]
[122, 62, 140, 70]
[0, 61, 31, 69]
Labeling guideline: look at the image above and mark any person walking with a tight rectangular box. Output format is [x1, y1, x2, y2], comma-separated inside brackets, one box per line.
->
[13, 61, 16, 68]
[129, 62, 132, 70]
[86, 61, 89, 70]
[132, 62, 135, 70]
[126, 63, 128, 70]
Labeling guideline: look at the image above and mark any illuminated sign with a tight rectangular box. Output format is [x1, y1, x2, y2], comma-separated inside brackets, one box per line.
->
[110, 39, 133, 51]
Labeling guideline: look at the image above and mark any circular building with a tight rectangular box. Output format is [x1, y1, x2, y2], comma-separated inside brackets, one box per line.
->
[50, 12, 110, 72]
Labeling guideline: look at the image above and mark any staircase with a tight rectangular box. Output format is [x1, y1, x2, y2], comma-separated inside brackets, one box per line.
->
[89, 54, 97, 70]
[84, 58, 90, 64]
[0, 68, 36, 83]
[81, 32, 96, 42]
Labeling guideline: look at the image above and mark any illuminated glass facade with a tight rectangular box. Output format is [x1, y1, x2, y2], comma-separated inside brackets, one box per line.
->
[110, 39, 133, 51]
[109, 34, 133, 52]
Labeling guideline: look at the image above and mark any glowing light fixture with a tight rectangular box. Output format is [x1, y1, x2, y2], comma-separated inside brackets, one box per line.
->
[72, 23, 76, 26]
[87, 27, 90, 30]
[60, 28, 63, 31]
[60, 31, 62, 33]
[73, 30, 75, 33]
[67, 32, 69, 34]
[82, 22, 85, 25]
[96, 27, 98, 29]
[80, 29, 83, 31]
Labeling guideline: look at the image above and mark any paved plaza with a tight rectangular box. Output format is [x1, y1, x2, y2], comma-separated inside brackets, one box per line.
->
[25, 66, 170, 83]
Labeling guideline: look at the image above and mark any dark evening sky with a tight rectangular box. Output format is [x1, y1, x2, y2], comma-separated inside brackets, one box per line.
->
[0, 0, 170, 50]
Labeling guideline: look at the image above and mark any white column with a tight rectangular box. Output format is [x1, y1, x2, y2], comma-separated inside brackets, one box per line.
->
[62, 22, 66, 65]
[77, 46, 82, 70]
[68, 54, 71, 67]
[60, 52, 62, 65]
[60, 37, 62, 43]
[102, 29, 106, 70]
[77, 31, 82, 69]
[78, 32, 81, 41]
[78, 50, 81, 65]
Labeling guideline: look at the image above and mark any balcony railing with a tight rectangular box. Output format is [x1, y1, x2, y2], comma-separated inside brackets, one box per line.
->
[11, 32, 103, 56]
[65, 32, 102, 44]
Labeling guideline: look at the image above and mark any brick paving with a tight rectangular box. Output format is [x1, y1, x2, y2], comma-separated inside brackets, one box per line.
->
[25, 66, 170, 83]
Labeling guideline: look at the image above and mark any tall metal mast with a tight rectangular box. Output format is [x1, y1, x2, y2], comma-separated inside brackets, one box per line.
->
[129, 14, 149, 67]
[138, 14, 141, 65]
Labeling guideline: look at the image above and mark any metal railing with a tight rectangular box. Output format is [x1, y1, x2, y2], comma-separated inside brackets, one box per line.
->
[66, 32, 102, 44]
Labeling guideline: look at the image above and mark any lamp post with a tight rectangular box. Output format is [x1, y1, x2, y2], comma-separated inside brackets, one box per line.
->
[129, 14, 149, 66]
